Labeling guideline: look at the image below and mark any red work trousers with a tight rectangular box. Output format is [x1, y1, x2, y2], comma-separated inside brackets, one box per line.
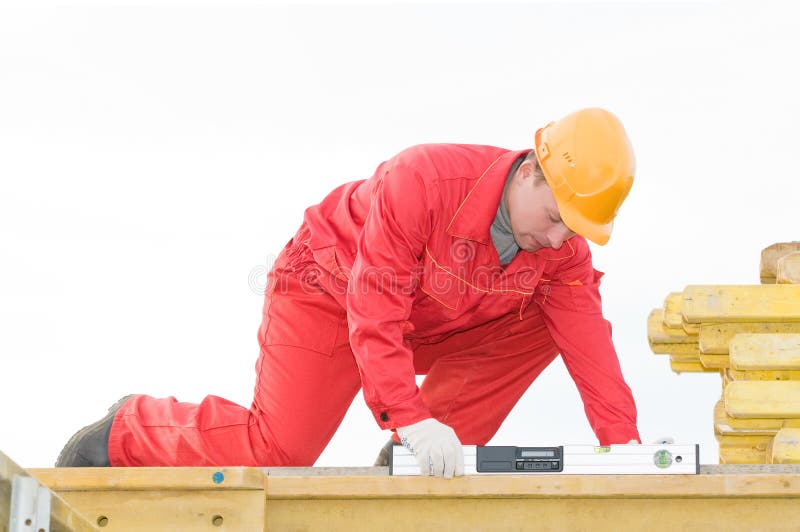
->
[108, 240, 560, 467]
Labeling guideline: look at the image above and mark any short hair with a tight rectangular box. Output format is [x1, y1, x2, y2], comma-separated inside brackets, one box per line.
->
[525, 150, 548, 183]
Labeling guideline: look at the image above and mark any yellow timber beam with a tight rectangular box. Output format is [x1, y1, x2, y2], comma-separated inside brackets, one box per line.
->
[650, 342, 701, 356]
[730, 333, 800, 370]
[724, 381, 800, 418]
[669, 359, 713, 373]
[722, 368, 800, 387]
[777, 252, 800, 284]
[699, 353, 729, 369]
[719, 446, 768, 464]
[647, 308, 695, 344]
[714, 399, 800, 433]
[682, 285, 800, 324]
[770, 428, 800, 464]
[663, 292, 685, 329]
[699, 322, 800, 355]
[662, 292, 700, 335]
[761, 242, 800, 284]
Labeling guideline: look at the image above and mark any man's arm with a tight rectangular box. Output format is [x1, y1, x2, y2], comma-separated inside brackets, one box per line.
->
[537, 239, 641, 445]
[346, 160, 435, 429]
[346, 160, 464, 478]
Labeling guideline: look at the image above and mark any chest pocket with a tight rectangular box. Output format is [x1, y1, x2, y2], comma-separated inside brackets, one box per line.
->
[418, 251, 465, 311]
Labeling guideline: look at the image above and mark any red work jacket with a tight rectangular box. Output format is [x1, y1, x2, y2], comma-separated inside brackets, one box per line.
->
[302, 144, 640, 445]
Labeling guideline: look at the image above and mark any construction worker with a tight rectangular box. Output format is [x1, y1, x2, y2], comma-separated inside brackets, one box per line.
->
[56, 107, 640, 478]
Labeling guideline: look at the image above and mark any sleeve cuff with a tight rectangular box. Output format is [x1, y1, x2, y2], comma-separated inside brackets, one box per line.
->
[370, 393, 431, 430]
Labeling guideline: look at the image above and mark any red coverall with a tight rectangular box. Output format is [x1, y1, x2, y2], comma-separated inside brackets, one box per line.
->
[109, 144, 641, 467]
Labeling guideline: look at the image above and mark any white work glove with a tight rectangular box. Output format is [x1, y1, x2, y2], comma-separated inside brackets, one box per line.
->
[396, 418, 464, 479]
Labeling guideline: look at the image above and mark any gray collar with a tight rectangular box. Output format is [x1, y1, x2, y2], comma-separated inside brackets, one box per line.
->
[490, 155, 525, 265]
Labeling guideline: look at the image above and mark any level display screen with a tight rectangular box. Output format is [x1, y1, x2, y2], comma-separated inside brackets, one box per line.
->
[520, 449, 556, 458]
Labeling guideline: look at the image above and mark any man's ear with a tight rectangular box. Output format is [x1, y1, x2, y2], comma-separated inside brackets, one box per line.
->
[516, 159, 537, 181]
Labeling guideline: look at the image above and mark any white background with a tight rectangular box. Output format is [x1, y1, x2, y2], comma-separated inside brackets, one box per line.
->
[1, 0, 799, 468]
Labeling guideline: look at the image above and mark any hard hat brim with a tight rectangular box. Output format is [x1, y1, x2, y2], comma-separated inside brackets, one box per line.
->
[558, 201, 613, 246]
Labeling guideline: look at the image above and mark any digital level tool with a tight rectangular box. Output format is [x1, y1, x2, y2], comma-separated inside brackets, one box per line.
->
[390, 444, 699, 475]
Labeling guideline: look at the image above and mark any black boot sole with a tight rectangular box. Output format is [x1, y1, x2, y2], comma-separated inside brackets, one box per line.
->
[55, 394, 135, 467]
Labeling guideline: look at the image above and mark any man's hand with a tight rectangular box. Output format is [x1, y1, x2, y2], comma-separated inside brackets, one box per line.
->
[396, 418, 464, 479]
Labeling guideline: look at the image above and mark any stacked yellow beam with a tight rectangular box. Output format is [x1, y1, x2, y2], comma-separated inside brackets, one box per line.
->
[760, 243, 800, 283]
[648, 242, 800, 464]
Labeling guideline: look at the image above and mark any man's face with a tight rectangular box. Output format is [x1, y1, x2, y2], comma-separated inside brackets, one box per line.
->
[505, 159, 576, 252]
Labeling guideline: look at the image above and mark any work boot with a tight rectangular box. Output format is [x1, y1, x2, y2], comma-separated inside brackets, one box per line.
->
[373, 438, 400, 467]
[55, 395, 134, 467]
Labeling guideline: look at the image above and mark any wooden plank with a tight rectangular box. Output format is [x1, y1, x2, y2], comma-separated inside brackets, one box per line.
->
[723, 367, 800, 382]
[698, 353, 729, 369]
[669, 353, 702, 363]
[34, 465, 800, 499]
[29, 466, 264, 491]
[761, 242, 800, 284]
[777, 252, 800, 285]
[23, 465, 800, 531]
[663, 292, 685, 329]
[54, 489, 264, 531]
[714, 399, 800, 433]
[647, 308, 695, 345]
[701, 464, 800, 474]
[650, 342, 701, 356]
[668, 355, 718, 374]
[725, 381, 800, 418]
[699, 322, 800, 355]
[722, 367, 800, 388]
[662, 293, 701, 337]
[715, 433, 774, 448]
[718, 446, 767, 464]
[730, 333, 800, 370]
[715, 399, 779, 433]
[770, 428, 800, 464]
[31, 467, 265, 532]
[683, 285, 800, 324]
[264, 471, 800, 498]
[669, 360, 714, 374]
[264, 498, 800, 531]
[1, 450, 98, 532]
[683, 321, 701, 335]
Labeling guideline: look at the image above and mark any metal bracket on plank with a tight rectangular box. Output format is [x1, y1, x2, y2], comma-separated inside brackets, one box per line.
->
[9, 475, 51, 532]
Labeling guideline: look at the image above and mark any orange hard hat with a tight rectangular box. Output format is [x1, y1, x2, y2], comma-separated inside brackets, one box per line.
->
[534, 107, 635, 246]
